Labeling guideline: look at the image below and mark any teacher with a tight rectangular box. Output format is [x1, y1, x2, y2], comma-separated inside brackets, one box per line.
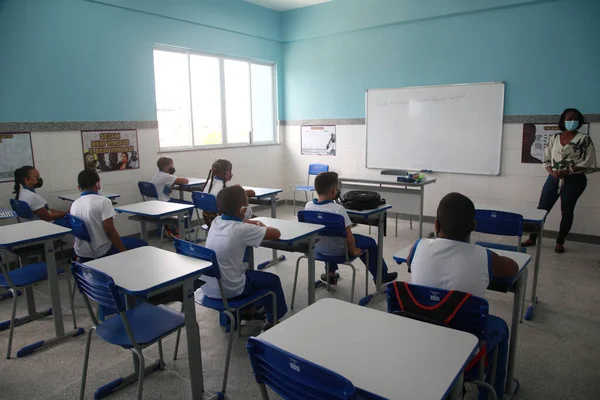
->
[522, 108, 597, 253]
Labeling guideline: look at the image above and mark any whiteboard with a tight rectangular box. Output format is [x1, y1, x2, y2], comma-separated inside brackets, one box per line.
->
[366, 82, 505, 175]
[0, 132, 34, 183]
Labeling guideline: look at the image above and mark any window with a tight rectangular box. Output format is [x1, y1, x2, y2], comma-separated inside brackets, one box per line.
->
[153, 48, 277, 150]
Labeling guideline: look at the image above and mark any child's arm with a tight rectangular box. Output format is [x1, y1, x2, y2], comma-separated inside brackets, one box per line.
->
[173, 177, 189, 185]
[346, 227, 362, 256]
[406, 244, 416, 267]
[245, 189, 256, 198]
[489, 251, 519, 278]
[263, 227, 281, 241]
[102, 218, 126, 252]
[34, 208, 67, 222]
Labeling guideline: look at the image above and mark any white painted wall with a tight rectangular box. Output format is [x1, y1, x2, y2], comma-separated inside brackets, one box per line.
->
[0, 128, 285, 236]
[281, 123, 600, 237]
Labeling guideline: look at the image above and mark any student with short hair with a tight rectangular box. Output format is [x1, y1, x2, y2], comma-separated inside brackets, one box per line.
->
[151, 156, 189, 202]
[70, 169, 147, 261]
[304, 171, 397, 285]
[201, 185, 287, 329]
[13, 165, 68, 226]
[407, 192, 518, 298]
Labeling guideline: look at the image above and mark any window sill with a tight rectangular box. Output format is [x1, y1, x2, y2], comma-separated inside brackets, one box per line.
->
[158, 142, 281, 153]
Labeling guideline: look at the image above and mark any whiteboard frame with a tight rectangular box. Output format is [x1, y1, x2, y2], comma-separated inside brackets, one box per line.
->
[365, 81, 505, 175]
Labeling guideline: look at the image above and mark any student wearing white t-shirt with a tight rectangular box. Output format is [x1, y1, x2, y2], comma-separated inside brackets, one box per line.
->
[407, 192, 518, 298]
[70, 169, 147, 261]
[304, 171, 397, 285]
[201, 185, 286, 329]
[151, 157, 189, 202]
[13, 166, 68, 226]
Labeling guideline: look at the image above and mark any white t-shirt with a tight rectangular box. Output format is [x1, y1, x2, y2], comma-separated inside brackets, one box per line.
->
[18, 186, 48, 219]
[203, 177, 225, 196]
[410, 238, 492, 298]
[200, 216, 266, 299]
[304, 200, 352, 256]
[151, 170, 178, 202]
[70, 193, 117, 258]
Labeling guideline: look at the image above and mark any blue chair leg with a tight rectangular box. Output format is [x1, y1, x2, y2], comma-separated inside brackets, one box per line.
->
[80, 327, 95, 399]
[6, 288, 18, 359]
[222, 309, 236, 393]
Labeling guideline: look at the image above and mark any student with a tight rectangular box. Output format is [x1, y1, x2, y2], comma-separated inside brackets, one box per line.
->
[304, 171, 397, 285]
[407, 192, 518, 298]
[151, 156, 189, 202]
[201, 185, 287, 329]
[70, 169, 147, 261]
[13, 166, 68, 227]
[202, 159, 255, 228]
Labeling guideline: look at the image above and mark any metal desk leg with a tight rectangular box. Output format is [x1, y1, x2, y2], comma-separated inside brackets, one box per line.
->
[257, 196, 285, 270]
[183, 280, 206, 399]
[140, 221, 148, 242]
[178, 212, 186, 242]
[525, 223, 543, 321]
[450, 373, 464, 400]
[504, 267, 527, 399]
[307, 236, 316, 305]
[179, 187, 185, 201]
[418, 186, 425, 238]
[359, 212, 386, 307]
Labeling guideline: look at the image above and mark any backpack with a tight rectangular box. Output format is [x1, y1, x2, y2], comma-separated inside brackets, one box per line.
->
[339, 190, 385, 211]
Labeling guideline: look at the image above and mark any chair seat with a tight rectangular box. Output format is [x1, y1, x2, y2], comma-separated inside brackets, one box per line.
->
[0, 263, 64, 288]
[315, 251, 361, 265]
[476, 241, 526, 253]
[95, 302, 184, 348]
[195, 288, 272, 312]
[295, 185, 315, 191]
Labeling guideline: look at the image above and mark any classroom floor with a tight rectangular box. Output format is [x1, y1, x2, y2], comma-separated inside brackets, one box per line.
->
[1, 204, 599, 400]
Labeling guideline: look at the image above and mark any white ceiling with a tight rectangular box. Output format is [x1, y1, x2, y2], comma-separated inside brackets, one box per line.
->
[242, 0, 331, 12]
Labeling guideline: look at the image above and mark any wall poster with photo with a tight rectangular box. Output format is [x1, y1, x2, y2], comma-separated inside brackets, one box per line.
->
[81, 129, 140, 172]
[301, 125, 336, 156]
[522, 123, 589, 163]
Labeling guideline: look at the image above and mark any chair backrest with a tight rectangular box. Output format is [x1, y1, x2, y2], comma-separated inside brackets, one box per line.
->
[386, 281, 489, 340]
[65, 214, 92, 243]
[70, 262, 125, 318]
[297, 210, 347, 238]
[9, 199, 34, 221]
[191, 191, 218, 213]
[308, 163, 329, 176]
[173, 238, 220, 279]
[246, 337, 357, 400]
[138, 181, 159, 201]
[474, 209, 523, 238]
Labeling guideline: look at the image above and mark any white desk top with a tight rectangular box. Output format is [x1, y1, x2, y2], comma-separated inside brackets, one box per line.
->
[84, 246, 211, 295]
[244, 186, 283, 198]
[115, 200, 194, 217]
[345, 203, 392, 216]
[0, 220, 71, 247]
[259, 298, 478, 400]
[252, 217, 324, 243]
[394, 245, 530, 269]
[58, 192, 120, 202]
[475, 204, 546, 223]
[177, 178, 207, 188]
[340, 176, 437, 187]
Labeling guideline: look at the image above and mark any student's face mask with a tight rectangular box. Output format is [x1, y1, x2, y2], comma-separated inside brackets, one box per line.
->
[33, 177, 44, 188]
[96, 183, 102, 195]
[564, 120, 579, 132]
[168, 167, 176, 175]
[241, 206, 252, 220]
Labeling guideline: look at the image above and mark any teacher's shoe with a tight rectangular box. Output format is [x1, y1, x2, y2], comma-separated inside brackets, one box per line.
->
[555, 243, 565, 253]
[521, 239, 537, 247]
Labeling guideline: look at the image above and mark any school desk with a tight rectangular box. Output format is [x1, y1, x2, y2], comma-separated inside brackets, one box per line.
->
[58, 192, 120, 202]
[339, 176, 437, 238]
[394, 246, 531, 400]
[84, 246, 213, 399]
[173, 178, 207, 200]
[259, 298, 478, 400]
[247, 217, 324, 305]
[0, 221, 84, 356]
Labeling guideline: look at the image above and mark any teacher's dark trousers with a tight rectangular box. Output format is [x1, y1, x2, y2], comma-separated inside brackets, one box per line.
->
[529, 174, 587, 244]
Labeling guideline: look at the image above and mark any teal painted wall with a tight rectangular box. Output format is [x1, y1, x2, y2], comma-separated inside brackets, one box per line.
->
[0, 0, 282, 122]
[281, 0, 600, 119]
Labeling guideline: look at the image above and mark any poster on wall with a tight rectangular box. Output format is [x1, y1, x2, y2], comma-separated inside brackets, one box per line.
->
[81, 129, 140, 172]
[521, 123, 589, 163]
[301, 125, 336, 156]
[0, 132, 34, 183]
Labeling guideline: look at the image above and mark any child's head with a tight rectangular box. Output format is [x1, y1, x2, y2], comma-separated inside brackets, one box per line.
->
[217, 185, 249, 219]
[211, 159, 233, 181]
[78, 169, 101, 192]
[157, 157, 175, 174]
[435, 192, 476, 242]
[314, 171, 339, 200]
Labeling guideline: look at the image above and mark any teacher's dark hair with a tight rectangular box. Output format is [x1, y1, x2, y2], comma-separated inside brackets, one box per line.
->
[13, 166, 35, 199]
[558, 108, 585, 132]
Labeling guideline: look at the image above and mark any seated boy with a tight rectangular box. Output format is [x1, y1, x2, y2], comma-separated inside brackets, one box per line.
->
[407, 192, 518, 297]
[304, 171, 397, 285]
[70, 169, 147, 261]
[151, 156, 189, 202]
[200, 185, 287, 329]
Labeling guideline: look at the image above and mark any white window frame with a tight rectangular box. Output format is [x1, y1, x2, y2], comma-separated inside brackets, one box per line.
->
[154, 46, 279, 152]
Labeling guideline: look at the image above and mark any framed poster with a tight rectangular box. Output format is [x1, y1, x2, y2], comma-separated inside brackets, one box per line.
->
[81, 129, 140, 172]
[0, 132, 34, 183]
[521, 123, 589, 163]
[301, 125, 336, 156]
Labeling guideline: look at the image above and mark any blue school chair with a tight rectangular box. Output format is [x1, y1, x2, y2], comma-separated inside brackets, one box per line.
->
[387, 281, 507, 400]
[9, 199, 35, 221]
[293, 163, 329, 215]
[292, 211, 368, 307]
[191, 191, 218, 239]
[71, 262, 184, 400]
[474, 210, 524, 253]
[171, 239, 277, 396]
[246, 337, 361, 400]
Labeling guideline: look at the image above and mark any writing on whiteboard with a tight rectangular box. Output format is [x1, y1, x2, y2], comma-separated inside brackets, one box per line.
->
[375, 92, 467, 108]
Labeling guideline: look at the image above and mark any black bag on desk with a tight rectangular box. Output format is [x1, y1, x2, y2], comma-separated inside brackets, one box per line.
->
[339, 190, 385, 211]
